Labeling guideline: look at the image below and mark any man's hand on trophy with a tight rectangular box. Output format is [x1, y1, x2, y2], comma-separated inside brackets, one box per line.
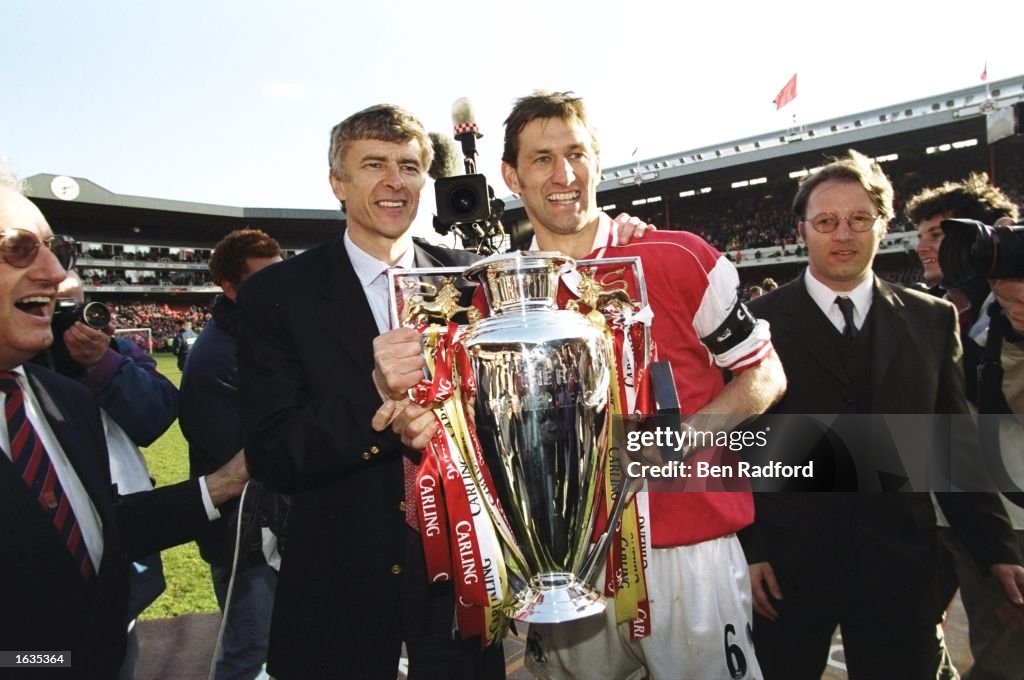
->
[619, 438, 666, 468]
[371, 399, 438, 450]
[612, 213, 656, 245]
[372, 327, 427, 402]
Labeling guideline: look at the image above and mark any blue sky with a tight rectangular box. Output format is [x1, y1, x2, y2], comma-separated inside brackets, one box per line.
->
[4, 1, 1024, 212]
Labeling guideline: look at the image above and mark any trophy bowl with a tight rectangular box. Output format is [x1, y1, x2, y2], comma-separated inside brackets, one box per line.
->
[460, 251, 613, 623]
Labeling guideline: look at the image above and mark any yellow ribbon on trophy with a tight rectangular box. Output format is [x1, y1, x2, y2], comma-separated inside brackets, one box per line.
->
[581, 308, 650, 631]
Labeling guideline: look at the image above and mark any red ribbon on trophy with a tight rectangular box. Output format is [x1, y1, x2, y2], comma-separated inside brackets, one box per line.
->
[409, 324, 511, 646]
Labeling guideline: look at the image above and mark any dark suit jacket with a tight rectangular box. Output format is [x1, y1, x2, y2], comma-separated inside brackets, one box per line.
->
[0, 364, 210, 679]
[741, 273, 1019, 570]
[238, 233, 479, 679]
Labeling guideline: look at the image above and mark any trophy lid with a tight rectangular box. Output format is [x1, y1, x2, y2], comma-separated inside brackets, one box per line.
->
[464, 251, 574, 314]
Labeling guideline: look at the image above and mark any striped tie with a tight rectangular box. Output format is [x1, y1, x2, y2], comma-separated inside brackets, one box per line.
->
[0, 372, 94, 581]
[392, 267, 421, 531]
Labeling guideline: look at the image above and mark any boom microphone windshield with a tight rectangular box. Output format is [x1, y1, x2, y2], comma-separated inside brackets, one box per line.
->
[428, 132, 460, 180]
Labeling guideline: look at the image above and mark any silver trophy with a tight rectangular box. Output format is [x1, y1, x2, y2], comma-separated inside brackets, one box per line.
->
[388, 251, 648, 623]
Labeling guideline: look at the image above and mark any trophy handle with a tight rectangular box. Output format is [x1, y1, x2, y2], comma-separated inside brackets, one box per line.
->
[578, 473, 634, 585]
[578, 360, 680, 585]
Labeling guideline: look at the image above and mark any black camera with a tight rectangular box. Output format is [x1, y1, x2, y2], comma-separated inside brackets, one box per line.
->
[939, 219, 1024, 288]
[35, 300, 114, 378]
[435, 174, 491, 227]
[431, 99, 506, 254]
[52, 299, 112, 335]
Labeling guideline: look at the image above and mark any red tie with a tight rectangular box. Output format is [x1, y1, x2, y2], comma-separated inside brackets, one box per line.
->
[403, 454, 420, 530]
[389, 266, 421, 531]
[0, 372, 94, 580]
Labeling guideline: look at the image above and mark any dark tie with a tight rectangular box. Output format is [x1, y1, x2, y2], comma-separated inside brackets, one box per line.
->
[836, 296, 857, 342]
[0, 372, 94, 580]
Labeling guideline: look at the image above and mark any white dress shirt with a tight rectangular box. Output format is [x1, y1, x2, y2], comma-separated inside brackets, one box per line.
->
[344, 230, 415, 333]
[803, 269, 875, 334]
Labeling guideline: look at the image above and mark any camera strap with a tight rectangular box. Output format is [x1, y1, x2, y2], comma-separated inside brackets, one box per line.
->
[978, 302, 1012, 416]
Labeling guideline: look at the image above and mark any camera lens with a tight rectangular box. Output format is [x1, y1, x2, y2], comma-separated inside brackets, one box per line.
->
[988, 226, 1024, 280]
[940, 219, 1024, 287]
[80, 301, 112, 330]
[450, 185, 479, 216]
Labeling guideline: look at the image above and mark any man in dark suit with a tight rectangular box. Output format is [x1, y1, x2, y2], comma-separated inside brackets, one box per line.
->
[181, 228, 284, 679]
[237, 104, 503, 679]
[0, 181, 249, 678]
[740, 151, 1024, 679]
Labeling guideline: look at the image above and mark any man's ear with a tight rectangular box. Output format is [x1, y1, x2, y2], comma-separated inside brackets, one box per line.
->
[797, 222, 806, 241]
[329, 172, 346, 202]
[221, 279, 239, 302]
[501, 162, 521, 195]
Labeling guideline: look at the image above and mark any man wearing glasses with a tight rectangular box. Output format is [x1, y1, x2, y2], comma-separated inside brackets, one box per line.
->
[738, 150, 1024, 678]
[0, 176, 249, 676]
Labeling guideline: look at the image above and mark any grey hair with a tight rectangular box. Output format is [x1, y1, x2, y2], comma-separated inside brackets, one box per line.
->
[0, 155, 25, 194]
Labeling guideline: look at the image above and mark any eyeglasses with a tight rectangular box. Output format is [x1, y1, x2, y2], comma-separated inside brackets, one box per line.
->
[804, 211, 880, 233]
[0, 228, 77, 271]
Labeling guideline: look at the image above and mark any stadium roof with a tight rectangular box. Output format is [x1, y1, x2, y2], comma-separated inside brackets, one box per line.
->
[23, 174, 344, 249]
[502, 74, 1024, 212]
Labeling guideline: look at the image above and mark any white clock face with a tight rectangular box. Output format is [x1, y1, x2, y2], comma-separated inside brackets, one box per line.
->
[50, 175, 80, 201]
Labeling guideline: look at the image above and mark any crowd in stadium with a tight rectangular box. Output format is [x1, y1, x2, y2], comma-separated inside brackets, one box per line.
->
[108, 300, 210, 349]
[629, 142, 1023, 253]
[79, 268, 213, 288]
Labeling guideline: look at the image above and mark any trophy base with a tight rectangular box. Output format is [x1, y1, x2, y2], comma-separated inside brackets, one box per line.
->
[512, 572, 606, 624]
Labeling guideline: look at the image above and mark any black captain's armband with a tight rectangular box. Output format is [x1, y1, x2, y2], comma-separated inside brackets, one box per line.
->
[701, 302, 756, 355]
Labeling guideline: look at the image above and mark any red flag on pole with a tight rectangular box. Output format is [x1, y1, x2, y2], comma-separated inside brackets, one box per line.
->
[981, 61, 988, 82]
[773, 73, 798, 110]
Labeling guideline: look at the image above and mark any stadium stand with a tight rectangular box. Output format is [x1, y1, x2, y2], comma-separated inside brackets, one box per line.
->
[19, 75, 1024, 319]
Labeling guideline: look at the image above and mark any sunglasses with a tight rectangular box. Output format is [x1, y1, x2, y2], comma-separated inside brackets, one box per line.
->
[0, 228, 77, 271]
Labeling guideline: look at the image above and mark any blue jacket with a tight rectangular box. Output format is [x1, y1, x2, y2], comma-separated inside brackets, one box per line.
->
[181, 295, 280, 567]
[80, 337, 179, 446]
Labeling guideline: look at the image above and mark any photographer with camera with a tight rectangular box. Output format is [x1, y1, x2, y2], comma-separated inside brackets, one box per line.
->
[41, 270, 181, 678]
[908, 174, 1024, 679]
[49, 271, 179, 446]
